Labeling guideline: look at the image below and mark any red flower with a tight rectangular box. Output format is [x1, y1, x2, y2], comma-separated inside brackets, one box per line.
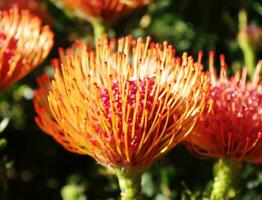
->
[187, 52, 262, 163]
[0, 6, 54, 92]
[34, 36, 210, 171]
[52, 0, 150, 24]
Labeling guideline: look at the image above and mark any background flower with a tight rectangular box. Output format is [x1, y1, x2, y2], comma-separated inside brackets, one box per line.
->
[0, 0, 54, 25]
[186, 52, 262, 163]
[0, 6, 54, 92]
[51, 0, 150, 25]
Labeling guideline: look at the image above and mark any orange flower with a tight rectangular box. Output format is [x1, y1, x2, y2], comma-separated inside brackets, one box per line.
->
[0, 0, 54, 25]
[52, 0, 150, 24]
[34, 36, 210, 171]
[186, 52, 262, 163]
[0, 6, 54, 92]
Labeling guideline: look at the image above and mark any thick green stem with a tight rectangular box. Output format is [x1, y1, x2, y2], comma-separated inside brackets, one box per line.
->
[115, 169, 142, 200]
[210, 158, 240, 200]
[90, 19, 106, 43]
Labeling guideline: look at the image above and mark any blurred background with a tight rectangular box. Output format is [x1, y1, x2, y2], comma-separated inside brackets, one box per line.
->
[0, 0, 261, 199]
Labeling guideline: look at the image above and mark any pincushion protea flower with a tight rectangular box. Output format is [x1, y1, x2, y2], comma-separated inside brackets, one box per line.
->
[186, 52, 262, 200]
[34, 36, 210, 199]
[187, 52, 262, 163]
[0, 6, 54, 92]
[238, 26, 262, 50]
[0, 0, 54, 25]
[52, 0, 150, 24]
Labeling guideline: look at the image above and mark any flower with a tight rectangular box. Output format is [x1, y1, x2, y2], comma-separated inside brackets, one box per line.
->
[51, 0, 150, 24]
[0, 0, 54, 25]
[238, 26, 262, 50]
[34, 36, 210, 171]
[0, 6, 54, 92]
[186, 51, 262, 163]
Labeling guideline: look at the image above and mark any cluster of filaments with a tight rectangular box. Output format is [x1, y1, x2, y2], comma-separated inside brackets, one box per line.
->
[187, 52, 262, 163]
[35, 36, 210, 170]
[0, 6, 54, 92]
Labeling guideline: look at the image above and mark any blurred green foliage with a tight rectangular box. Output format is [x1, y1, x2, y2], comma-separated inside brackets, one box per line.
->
[0, 0, 261, 199]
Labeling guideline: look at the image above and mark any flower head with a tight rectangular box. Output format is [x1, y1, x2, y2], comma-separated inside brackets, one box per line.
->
[186, 52, 262, 163]
[52, 0, 150, 24]
[238, 25, 262, 52]
[0, 6, 54, 92]
[34, 36, 210, 171]
[0, 0, 54, 25]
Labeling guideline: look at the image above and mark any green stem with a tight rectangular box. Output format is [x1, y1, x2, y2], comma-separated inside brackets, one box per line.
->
[210, 158, 240, 200]
[114, 168, 142, 200]
[238, 9, 256, 78]
[90, 19, 106, 43]
[238, 37, 256, 77]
